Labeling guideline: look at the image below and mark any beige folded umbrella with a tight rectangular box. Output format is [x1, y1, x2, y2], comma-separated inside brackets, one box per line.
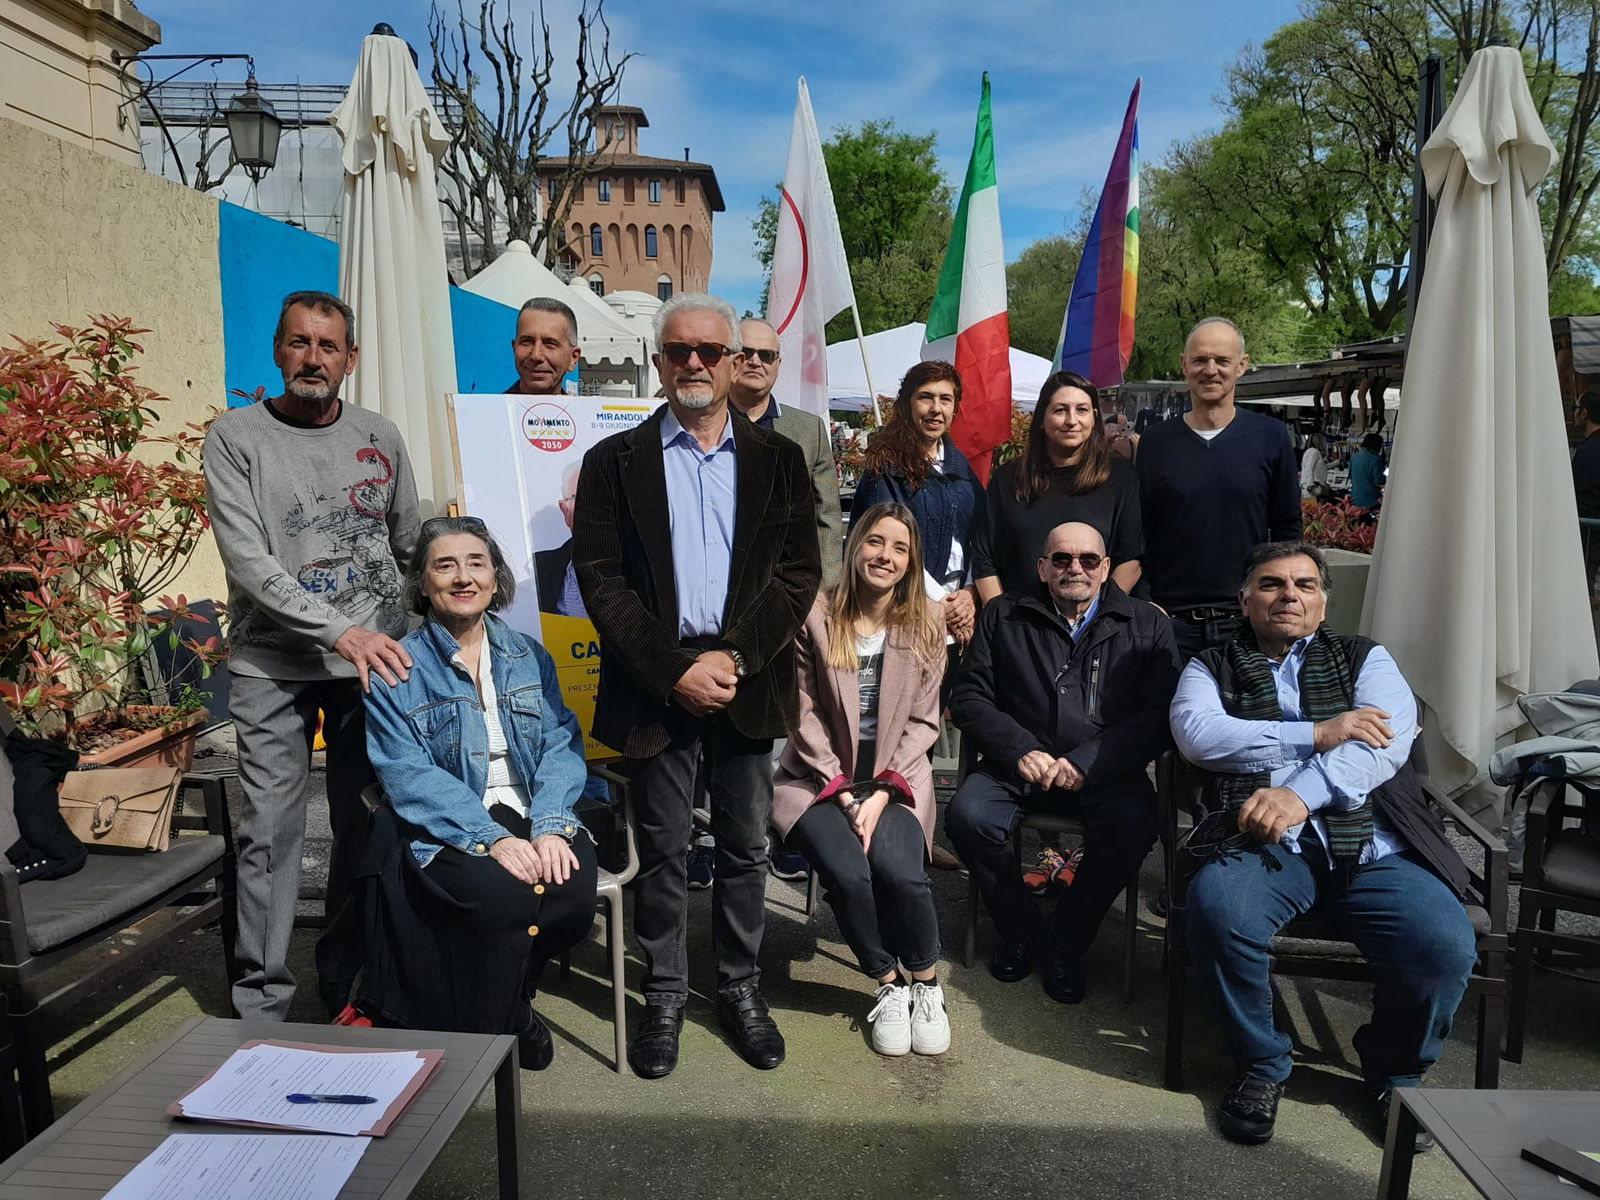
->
[1362, 44, 1598, 801]
[332, 32, 458, 512]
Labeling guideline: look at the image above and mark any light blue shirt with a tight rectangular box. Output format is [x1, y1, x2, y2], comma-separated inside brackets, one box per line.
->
[661, 407, 737, 638]
[1055, 591, 1102, 643]
[1169, 636, 1413, 866]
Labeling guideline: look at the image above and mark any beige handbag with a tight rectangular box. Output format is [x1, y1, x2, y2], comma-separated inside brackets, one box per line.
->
[58, 767, 183, 852]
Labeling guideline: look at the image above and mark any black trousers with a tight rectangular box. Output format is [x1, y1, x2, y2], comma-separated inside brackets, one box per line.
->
[626, 713, 773, 1005]
[946, 768, 1157, 957]
[786, 801, 939, 978]
[420, 828, 598, 1034]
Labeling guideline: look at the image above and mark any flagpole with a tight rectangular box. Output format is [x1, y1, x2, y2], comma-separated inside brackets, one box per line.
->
[847, 301, 880, 424]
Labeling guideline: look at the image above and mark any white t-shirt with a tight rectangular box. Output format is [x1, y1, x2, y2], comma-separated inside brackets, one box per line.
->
[451, 636, 530, 819]
[856, 629, 887, 743]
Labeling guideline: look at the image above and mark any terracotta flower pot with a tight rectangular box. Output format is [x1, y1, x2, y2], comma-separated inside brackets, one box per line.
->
[72, 706, 207, 770]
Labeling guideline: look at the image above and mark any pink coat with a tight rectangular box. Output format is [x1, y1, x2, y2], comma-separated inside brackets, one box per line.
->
[772, 599, 944, 852]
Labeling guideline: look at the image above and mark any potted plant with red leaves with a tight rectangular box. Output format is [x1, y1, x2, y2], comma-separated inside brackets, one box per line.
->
[0, 316, 224, 766]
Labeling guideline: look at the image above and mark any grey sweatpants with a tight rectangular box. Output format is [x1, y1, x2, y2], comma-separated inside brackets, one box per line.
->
[228, 670, 373, 1021]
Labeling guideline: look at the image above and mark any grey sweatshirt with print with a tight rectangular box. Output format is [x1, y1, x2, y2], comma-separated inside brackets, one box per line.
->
[203, 399, 421, 681]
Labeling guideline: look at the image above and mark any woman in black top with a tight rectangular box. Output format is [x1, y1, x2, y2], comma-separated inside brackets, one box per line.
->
[972, 370, 1143, 601]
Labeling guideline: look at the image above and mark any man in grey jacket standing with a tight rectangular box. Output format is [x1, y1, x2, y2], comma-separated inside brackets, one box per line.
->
[203, 290, 421, 1021]
[730, 317, 842, 589]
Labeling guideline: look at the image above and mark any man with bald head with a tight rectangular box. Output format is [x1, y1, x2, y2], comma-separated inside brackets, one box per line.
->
[1136, 318, 1302, 661]
[728, 317, 843, 589]
[947, 521, 1179, 1002]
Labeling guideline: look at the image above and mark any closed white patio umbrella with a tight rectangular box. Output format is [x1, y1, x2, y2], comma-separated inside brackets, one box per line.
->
[1361, 44, 1598, 800]
[332, 31, 458, 511]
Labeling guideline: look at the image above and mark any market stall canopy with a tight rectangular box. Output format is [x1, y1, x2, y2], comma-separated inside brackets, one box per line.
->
[332, 31, 458, 511]
[1234, 337, 1407, 402]
[826, 322, 1052, 412]
[461, 240, 647, 379]
[1571, 314, 1600, 375]
[1361, 44, 1598, 799]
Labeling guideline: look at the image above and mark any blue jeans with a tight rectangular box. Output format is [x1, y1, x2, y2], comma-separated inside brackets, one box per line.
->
[1184, 838, 1476, 1088]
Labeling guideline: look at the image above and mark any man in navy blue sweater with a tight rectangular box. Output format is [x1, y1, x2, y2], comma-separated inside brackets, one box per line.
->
[1137, 318, 1302, 661]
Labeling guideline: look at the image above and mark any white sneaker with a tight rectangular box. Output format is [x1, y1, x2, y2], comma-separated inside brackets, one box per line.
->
[867, 982, 911, 1056]
[909, 981, 951, 1055]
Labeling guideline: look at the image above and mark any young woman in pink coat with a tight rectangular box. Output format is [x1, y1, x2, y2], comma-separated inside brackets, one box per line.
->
[772, 501, 949, 1055]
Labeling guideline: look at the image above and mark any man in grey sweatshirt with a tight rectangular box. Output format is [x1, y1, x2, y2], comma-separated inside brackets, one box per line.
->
[204, 290, 421, 1021]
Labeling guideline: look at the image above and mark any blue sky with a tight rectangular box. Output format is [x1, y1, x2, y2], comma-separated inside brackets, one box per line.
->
[148, 0, 1303, 316]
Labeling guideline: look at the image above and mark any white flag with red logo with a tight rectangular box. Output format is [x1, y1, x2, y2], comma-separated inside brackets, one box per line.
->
[766, 77, 857, 421]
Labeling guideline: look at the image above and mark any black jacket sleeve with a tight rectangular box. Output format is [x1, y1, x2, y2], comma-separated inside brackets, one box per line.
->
[722, 440, 823, 675]
[951, 601, 1048, 769]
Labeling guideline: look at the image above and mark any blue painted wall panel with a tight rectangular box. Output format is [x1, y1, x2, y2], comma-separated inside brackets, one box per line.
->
[451, 287, 518, 394]
[218, 201, 518, 407]
[218, 203, 337, 406]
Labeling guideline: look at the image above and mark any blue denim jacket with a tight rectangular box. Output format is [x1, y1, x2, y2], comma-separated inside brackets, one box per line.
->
[365, 613, 588, 866]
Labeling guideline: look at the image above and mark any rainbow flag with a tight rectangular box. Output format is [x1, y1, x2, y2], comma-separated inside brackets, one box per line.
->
[1055, 80, 1140, 387]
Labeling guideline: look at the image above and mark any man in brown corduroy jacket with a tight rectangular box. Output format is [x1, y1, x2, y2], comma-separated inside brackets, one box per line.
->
[574, 292, 821, 1080]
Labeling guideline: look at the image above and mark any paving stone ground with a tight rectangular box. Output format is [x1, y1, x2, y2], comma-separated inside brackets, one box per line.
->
[33, 727, 1599, 1199]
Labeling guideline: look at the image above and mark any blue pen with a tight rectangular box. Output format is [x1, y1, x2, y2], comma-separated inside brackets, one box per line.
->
[285, 1093, 378, 1104]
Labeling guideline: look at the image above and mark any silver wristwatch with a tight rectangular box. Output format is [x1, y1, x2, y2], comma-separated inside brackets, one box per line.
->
[728, 648, 748, 678]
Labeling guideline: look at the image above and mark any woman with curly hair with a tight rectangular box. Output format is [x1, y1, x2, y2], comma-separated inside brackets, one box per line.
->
[851, 361, 984, 645]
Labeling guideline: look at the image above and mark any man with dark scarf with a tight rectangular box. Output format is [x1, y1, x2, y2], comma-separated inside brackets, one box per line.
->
[1170, 540, 1476, 1149]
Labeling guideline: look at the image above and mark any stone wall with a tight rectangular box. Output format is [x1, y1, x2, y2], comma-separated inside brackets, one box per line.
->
[0, 112, 228, 605]
[0, 0, 159, 166]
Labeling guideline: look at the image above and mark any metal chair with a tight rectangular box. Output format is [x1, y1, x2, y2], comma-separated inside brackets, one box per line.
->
[1158, 747, 1509, 1092]
[585, 766, 640, 1073]
[1505, 776, 1600, 1062]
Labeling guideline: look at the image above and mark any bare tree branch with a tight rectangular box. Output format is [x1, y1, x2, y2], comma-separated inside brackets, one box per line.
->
[428, 0, 633, 278]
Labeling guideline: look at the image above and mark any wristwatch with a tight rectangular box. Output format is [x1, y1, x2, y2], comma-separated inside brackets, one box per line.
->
[728, 648, 748, 678]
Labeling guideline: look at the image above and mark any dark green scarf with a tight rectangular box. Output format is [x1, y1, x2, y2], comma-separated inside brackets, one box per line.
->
[1217, 621, 1373, 876]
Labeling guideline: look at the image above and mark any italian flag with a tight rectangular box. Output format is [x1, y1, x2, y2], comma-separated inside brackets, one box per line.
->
[923, 72, 1012, 486]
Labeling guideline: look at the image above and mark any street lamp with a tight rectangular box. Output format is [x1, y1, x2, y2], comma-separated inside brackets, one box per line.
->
[223, 74, 283, 185]
[114, 52, 283, 189]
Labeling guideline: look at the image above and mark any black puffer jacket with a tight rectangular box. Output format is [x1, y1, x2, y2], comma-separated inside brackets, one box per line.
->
[952, 582, 1180, 792]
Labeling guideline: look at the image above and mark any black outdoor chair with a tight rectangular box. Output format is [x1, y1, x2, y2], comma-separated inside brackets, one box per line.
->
[1158, 744, 1509, 1093]
[0, 707, 238, 1147]
[1504, 776, 1600, 1062]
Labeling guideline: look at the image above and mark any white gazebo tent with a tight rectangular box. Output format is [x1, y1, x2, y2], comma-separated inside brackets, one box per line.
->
[461, 240, 648, 393]
[826, 322, 1054, 412]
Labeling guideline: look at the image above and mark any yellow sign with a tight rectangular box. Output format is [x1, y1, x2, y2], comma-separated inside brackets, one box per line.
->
[538, 612, 618, 761]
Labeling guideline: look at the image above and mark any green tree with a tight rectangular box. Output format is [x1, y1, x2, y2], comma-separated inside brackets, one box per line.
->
[1155, 0, 1600, 344]
[752, 119, 953, 336]
[1006, 233, 1081, 361]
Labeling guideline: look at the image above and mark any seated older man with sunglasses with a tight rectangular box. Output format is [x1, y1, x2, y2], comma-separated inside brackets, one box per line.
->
[947, 522, 1180, 1004]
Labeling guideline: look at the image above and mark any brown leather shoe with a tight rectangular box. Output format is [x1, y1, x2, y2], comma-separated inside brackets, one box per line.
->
[716, 984, 785, 1070]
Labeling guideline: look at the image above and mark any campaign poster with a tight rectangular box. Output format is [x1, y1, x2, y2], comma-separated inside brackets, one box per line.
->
[447, 393, 654, 760]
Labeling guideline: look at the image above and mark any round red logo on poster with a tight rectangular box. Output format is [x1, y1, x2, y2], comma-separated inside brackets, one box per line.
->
[522, 403, 576, 451]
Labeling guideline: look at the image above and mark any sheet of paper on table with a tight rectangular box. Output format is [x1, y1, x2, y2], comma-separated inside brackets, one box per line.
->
[175, 1043, 430, 1135]
[102, 1133, 368, 1200]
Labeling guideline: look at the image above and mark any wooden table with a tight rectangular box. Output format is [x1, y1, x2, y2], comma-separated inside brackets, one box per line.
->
[1378, 1088, 1600, 1199]
[0, 1017, 521, 1199]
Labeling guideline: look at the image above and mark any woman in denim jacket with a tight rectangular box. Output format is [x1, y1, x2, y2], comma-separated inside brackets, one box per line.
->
[364, 516, 596, 1069]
